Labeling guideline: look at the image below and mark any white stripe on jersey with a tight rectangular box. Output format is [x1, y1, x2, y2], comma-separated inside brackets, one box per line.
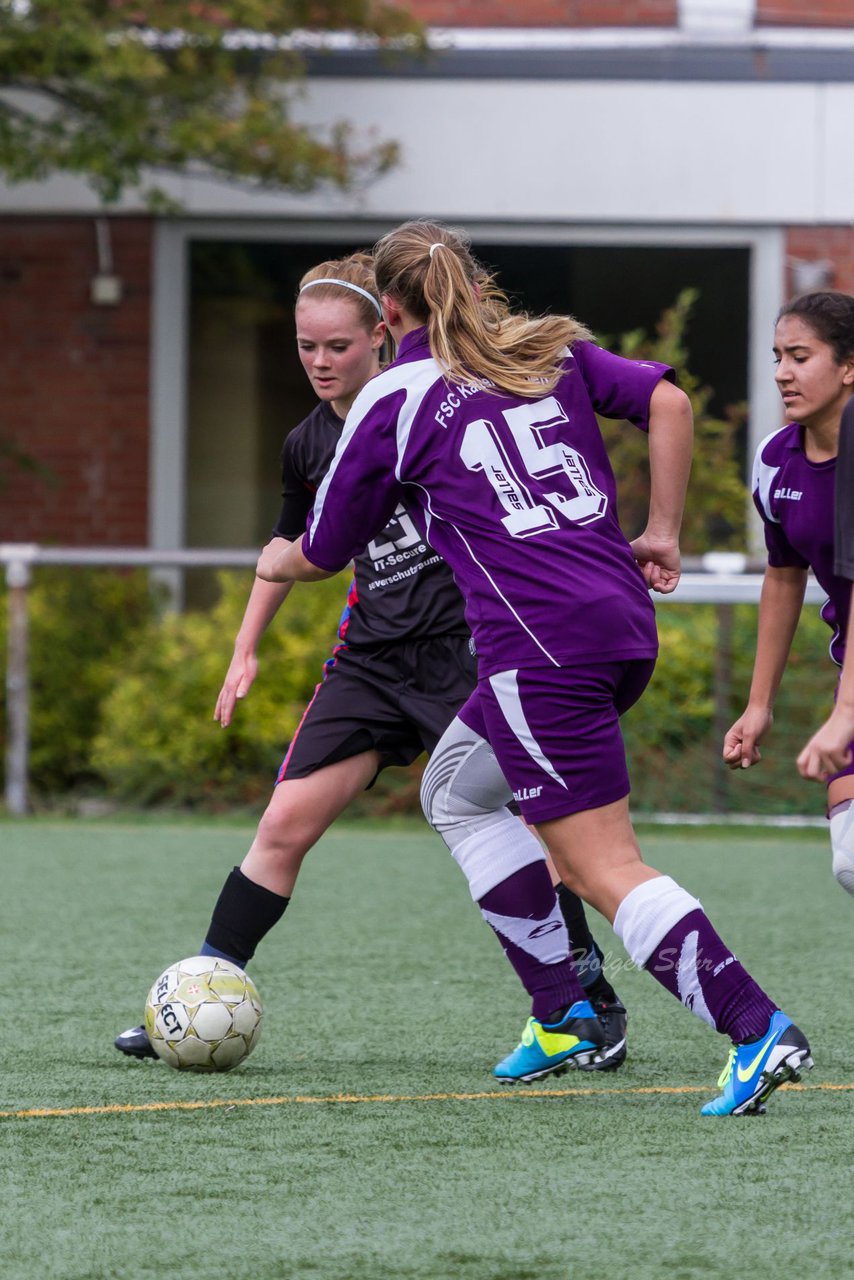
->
[310, 355, 444, 532]
[391, 360, 446, 481]
[488, 669, 568, 789]
[752, 425, 789, 524]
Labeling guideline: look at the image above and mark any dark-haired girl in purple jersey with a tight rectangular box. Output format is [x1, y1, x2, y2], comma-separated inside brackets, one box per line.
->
[115, 251, 628, 1069]
[726, 290, 854, 897]
[257, 219, 813, 1116]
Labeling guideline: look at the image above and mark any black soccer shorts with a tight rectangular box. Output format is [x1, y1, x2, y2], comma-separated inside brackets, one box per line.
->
[277, 633, 478, 784]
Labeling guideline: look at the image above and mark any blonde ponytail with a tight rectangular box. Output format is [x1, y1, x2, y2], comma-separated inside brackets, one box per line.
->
[373, 221, 590, 397]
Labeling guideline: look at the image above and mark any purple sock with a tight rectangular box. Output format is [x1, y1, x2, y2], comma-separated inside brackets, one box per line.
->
[645, 909, 776, 1042]
[478, 862, 587, 1022]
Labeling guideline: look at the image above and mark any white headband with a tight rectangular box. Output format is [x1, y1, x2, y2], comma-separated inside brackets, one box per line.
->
[299, 277, 383, 317]
[429, 243, 444, 259]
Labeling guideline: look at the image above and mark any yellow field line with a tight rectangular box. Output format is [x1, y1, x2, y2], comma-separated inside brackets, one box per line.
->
[2, 1081, 852, 1121]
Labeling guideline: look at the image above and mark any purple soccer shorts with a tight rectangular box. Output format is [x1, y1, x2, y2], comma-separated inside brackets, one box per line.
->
[457, 659, 656, 823]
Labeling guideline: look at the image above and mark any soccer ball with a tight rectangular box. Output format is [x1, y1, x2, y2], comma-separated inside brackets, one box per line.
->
[144, 955, 263, 1072]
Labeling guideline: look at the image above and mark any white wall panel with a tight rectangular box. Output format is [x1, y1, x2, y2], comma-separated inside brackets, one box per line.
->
[821, 85, 854, 222]
[290, 79, 827, 225]
[0, 77, 850, 225]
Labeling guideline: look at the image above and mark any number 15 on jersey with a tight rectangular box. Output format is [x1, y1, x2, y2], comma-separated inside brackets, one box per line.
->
[460, 396, 608, 539]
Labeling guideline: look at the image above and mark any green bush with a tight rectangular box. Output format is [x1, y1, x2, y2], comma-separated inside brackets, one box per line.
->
[86, 588, 846, 816]
[599, 289, 748, 550]
[91, 570, 350, 807]
[0, 568, 840, 817]
[624, 601, 837, 816]
[0, 568, 162, 793]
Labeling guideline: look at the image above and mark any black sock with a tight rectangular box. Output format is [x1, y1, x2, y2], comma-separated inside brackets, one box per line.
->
[202, 867, 289, 967]
[584, 966, 619, 1006]
[556, 883, 618, 1004]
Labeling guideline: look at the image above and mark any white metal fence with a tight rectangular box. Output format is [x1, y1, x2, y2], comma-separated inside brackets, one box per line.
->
[1, 543, 828, 818]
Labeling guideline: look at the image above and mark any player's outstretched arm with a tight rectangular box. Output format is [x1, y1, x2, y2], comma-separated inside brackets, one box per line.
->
[632, 379, 693, 594]
[797, 593, 854, 780]
[214, 569, 294, 728]
[723, 565, 807, 768]
[256, 533, 337, 583]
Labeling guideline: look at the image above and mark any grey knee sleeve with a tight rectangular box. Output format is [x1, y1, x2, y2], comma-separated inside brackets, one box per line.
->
[830, 801, 854, 896]
[421, 717, 545, 900]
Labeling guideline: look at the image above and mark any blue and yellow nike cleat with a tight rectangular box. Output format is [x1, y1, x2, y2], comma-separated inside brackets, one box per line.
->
[493, 1000, 604, 1084]
[700, 1011, 813, 1116]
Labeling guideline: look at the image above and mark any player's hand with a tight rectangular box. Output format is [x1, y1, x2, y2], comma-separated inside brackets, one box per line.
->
[797, 712, 854, 781]
[256, 536, 292, 583]
[214, 651, 259, 727]
[630, 533, 681, 594]
[723, 707, 772, 770]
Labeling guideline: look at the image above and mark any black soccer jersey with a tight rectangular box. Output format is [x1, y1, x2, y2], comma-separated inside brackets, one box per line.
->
[273, 400, 468, 647]
[836, 399, 854, 584]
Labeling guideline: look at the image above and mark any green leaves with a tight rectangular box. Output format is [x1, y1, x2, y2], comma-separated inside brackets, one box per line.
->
[0, 0, 416, 204]
[599, 289, 749, 552]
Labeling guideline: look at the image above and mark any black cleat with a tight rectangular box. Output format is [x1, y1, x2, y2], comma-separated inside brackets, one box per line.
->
[577, 999, 628, 1072]
[114, 1024, 158, 1060]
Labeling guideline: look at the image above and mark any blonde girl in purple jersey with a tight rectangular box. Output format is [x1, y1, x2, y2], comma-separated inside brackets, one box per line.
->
[257, 219, 813, 1116]
[115, 251, 628, 1067]
[725, 291, 854, 896]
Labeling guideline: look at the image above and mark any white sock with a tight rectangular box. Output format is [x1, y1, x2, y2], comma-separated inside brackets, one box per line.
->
[613, 875, 702, 969]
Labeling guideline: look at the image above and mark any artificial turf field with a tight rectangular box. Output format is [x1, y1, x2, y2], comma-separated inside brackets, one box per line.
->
[2, 817, 852, 1280]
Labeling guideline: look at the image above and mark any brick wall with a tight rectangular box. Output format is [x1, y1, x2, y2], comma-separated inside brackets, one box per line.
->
[757, 1, 854, 26]
[403, 0, 853, 28]
[0, 217, 152, 546]
[786, 227, 854, 298]
[400, 1, 678, 26]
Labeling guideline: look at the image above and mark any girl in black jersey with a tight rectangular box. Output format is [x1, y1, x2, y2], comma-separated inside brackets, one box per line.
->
[114, 253, 626, 1070]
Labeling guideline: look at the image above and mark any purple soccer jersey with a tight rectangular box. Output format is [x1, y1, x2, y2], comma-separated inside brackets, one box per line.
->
[753, 422, 853, 666]
[836, 398, 854, 583]
[303, 328, 673, 678]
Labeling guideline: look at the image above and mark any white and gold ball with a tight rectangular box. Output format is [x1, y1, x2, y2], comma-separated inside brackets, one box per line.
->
[144, 955, 263, 1072]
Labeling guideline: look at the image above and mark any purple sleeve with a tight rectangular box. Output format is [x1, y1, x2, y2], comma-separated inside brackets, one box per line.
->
[571, 342, 675, 430]
[751, 489, 809, 570]
[302, 391, 406, 572]
[836, 399, 854, 581]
